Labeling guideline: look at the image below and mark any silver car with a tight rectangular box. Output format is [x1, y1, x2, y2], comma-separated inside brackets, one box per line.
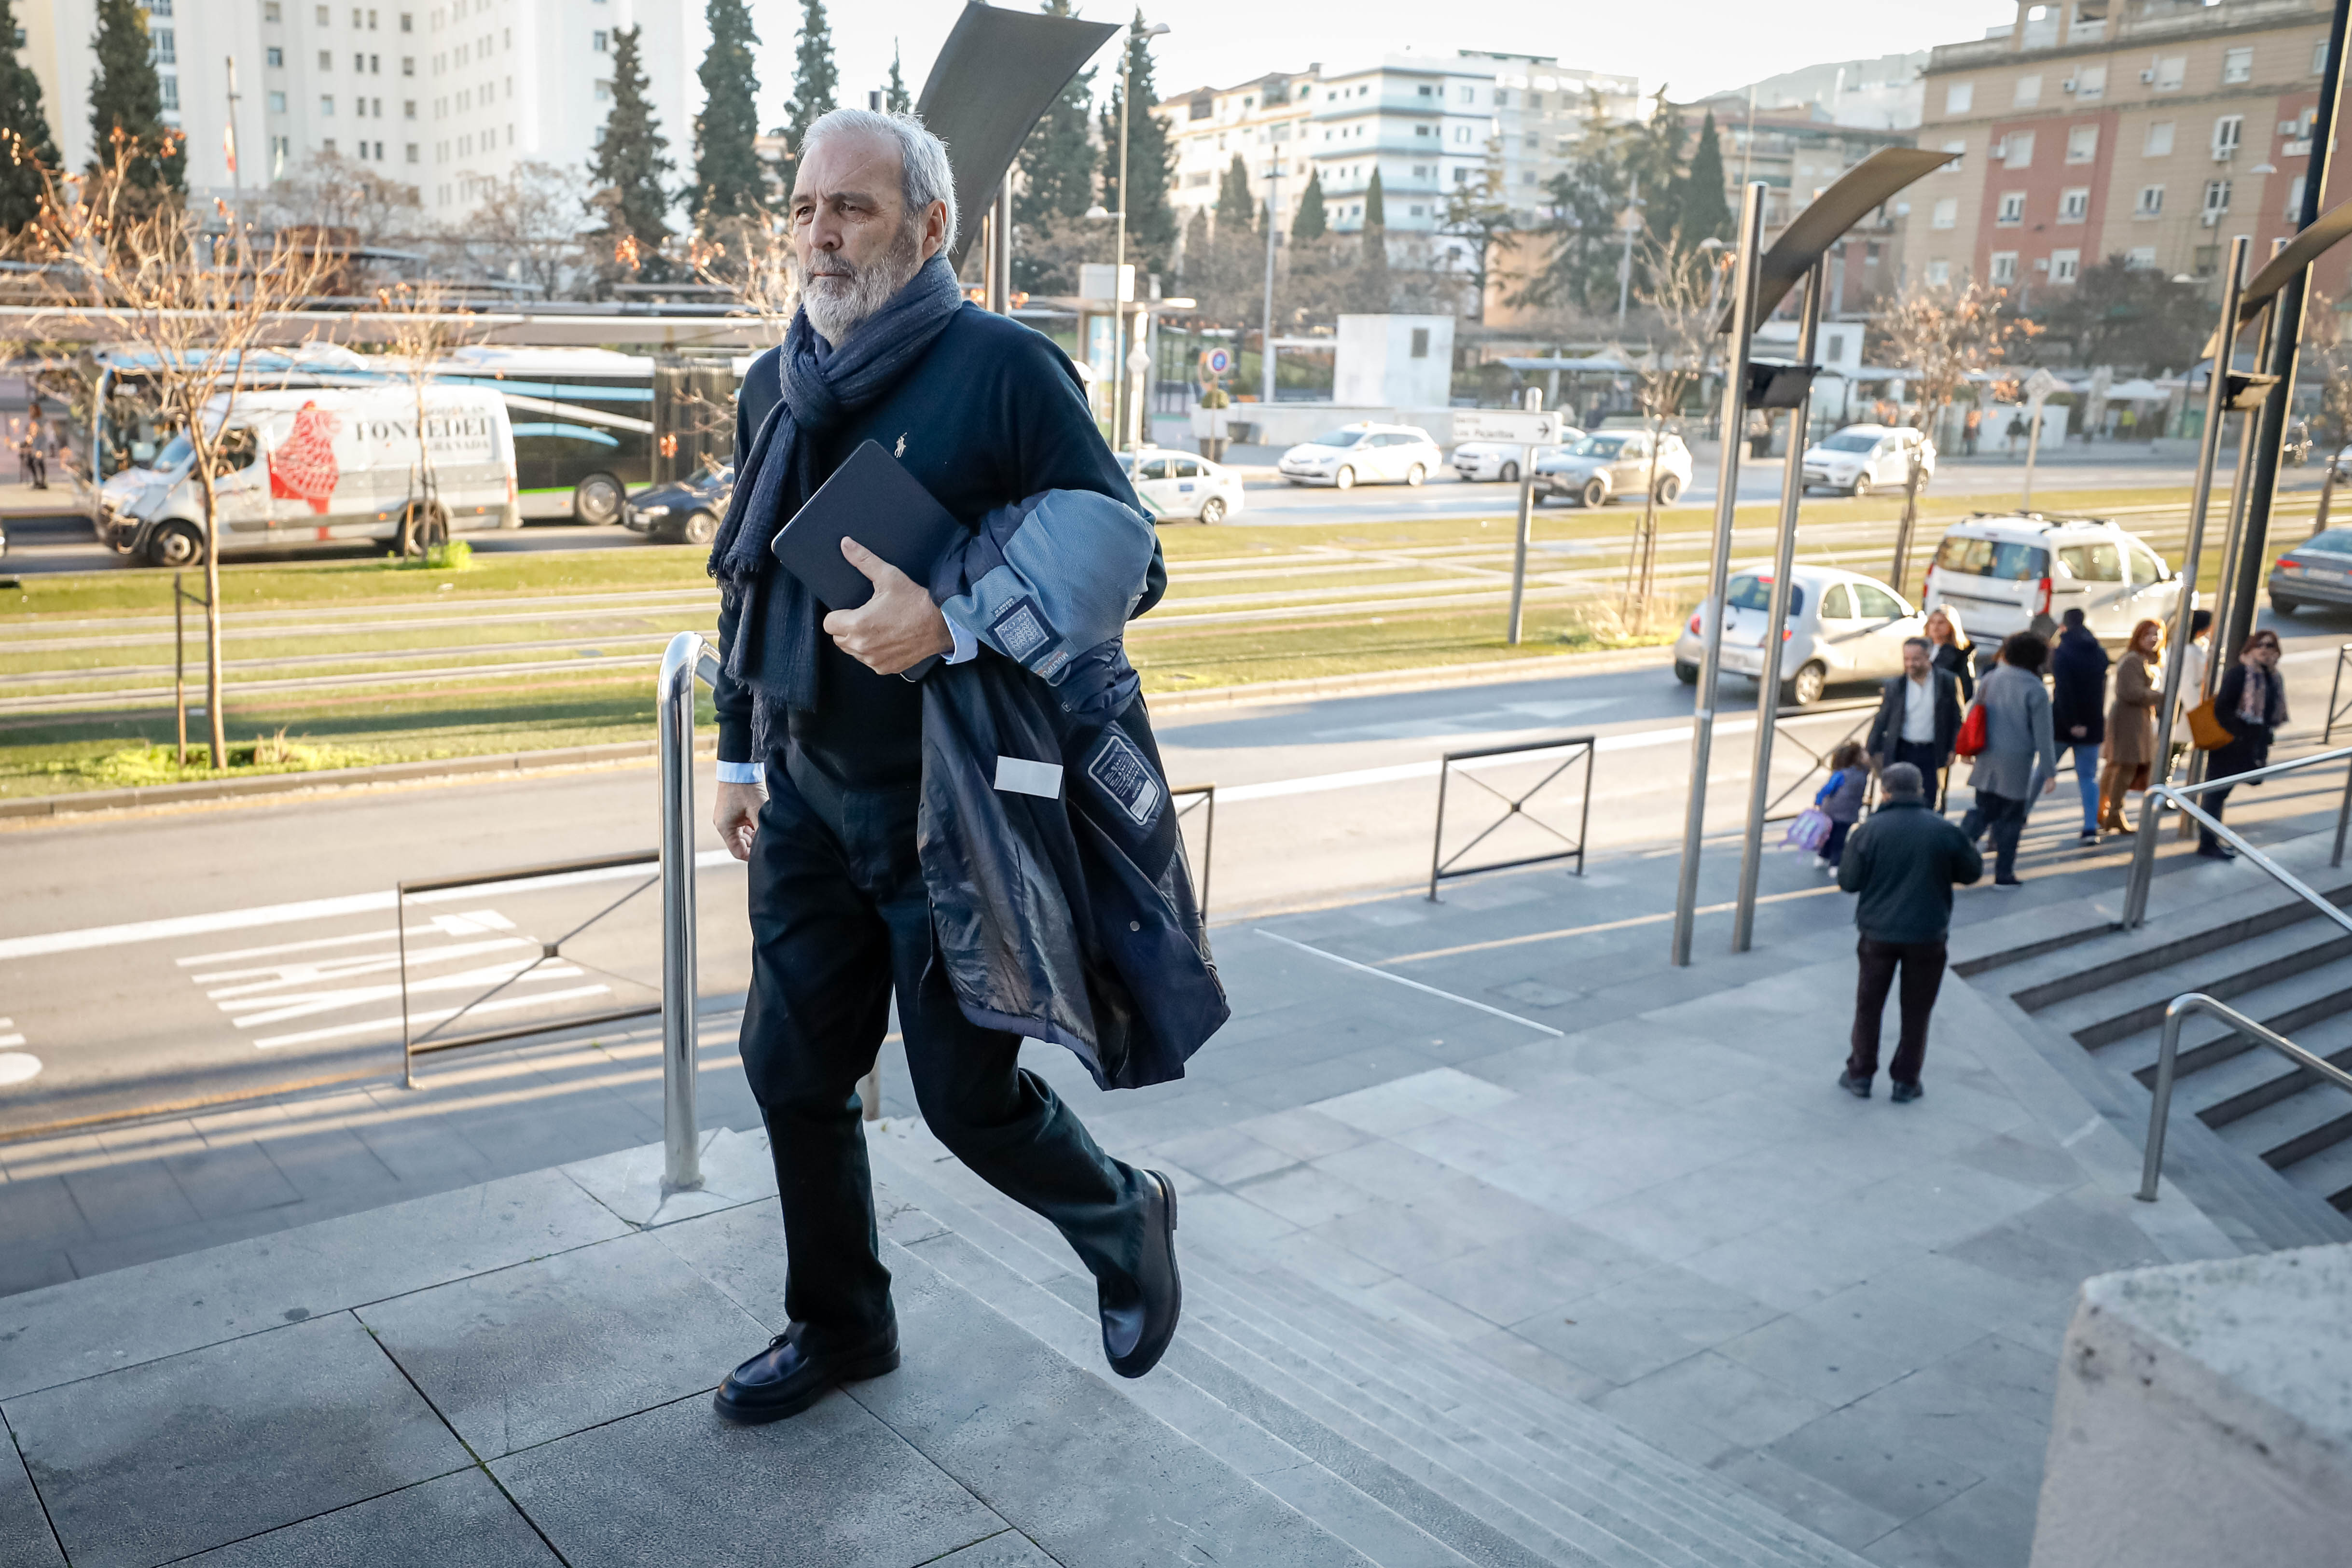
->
[1674, 563, 1927, 707]
[1534, 430, 1694, 507]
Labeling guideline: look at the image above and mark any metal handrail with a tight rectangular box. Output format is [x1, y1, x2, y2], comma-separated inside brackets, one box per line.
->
[2137, 991, 2352, 1201]
[2120, 743, 2352, 929]
[659, 631, 722, 1195]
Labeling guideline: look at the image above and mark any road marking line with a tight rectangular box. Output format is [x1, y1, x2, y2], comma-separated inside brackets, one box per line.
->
[253, 983, 615, 1049]
[0, 850, 739, 960]
[226, 961, 590, 1028]
[0, 1034, 24, 1049]
[178, 910, 516, 967]
[1253, 929, 1565, 1037]
[196, 936, 538, 994]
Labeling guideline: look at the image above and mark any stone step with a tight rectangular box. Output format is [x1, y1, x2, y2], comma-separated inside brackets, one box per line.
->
[2037, 921, 2352, 1049]
[866, 1125, 1868, 1568]
[2276, 1134, 2352, 1210]
[2225, 1073, 2352, 1172]
[2165, 1012, 2352, 1131]
[2089, 961, 2352, 1085]
[1989, 877, 2352, 1006]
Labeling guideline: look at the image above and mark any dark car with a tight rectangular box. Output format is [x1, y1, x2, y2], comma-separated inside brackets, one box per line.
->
[621, 463, 732, 545]
[2270, 525, 2352, 615]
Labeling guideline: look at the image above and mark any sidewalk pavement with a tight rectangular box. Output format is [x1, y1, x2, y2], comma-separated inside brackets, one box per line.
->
[6, 778, 2306, 1566]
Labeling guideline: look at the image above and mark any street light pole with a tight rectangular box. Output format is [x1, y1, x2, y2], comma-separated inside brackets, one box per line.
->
[1616, 174, 1643, 327]
[1108, 16, 1170, 453]
[1671, 181, 1767, 967]
[1261, 159, 1280, 408]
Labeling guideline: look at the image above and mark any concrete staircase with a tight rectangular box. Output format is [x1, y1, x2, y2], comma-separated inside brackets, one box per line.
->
[861, 1121, 1870, 1568]
[1956, 828, 2352, 1251]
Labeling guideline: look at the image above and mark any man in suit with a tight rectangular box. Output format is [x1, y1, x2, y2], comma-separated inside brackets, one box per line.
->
[1866, 636, 1964, 807]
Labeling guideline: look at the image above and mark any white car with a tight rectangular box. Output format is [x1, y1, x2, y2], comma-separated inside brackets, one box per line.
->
[1923, 513, 2183, 648]
[1278, 423, 1444, 488]
[1533, 430, 1695, 507]
[1121, 447, 1246, 524]
[1674, 563, 1927, 707]
[1450, 433, 1579, 484]
[1800, 424, 1937, 497]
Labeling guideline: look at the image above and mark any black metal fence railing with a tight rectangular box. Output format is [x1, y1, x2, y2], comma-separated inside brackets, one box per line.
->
[1427, 736, 1595, 901]
[2326, 642, 2352, 743]
[1760, 698, 1889, 821]
[396, 849, 665, 1087]
[1172, 783, 1216, 923]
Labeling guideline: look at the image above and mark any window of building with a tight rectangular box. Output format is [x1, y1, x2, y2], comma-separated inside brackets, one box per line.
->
[2076, 64, 2106, 100]
[594, 81, 609, 100]
[2004, 130, 2034, 167]
[2202, 178, 2232, 216]
[2015, 74, 2041, 107]
[322, 137, 335, 153]
[2320, 42, 2332, 75]
[1926, 259, 1952, 285]
[1408, 204, 1425, 216]
[315, 4, 328, 21]
[1932, 197, 1958, 228]
[352, 52, 362, 70]
[2067, 125, 2097, 163]
[2288, 173, 2308, 216]
[1940, 139, 1965, 171]
[402, 55, 412, 73]
[1946, 82, 1974, 115]
[2222, 47, 2252, 84]
[2156, 56, 2185, 91]
[592, 29, 606, 50]
[265, 1, 281, 19]
[2060, 187, 2089, 221]
[2137, 184, 2163, 216]
[266, 45, 283, 66]
[406, 142, 418, 161]
[1990, 251, 2018, 283]
[1453, 125, 1470, 143]
[318, 48, 332, 68]
[403, 99, 415, 117]
[1416, 83, 1432, 97]
[1997, 190, 2026, 224]
[401, 11, 412, 29]
[267, 89, 286, 111]
[321, 94, 335, 114]
[2212, 115, 2243, 158]
[2144, 121, 2174, 157]
[1413, 124, 1429, 137]
[2127, 245, 2157, 268]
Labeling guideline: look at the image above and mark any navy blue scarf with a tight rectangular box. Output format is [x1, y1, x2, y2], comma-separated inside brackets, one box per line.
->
[707, 253, 966, 709]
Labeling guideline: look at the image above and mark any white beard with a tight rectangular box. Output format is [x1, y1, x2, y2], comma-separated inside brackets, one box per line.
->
[796, 226, 924, 345]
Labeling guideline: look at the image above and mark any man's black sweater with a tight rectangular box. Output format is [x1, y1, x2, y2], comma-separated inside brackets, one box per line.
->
[713, 304, 1162, 788]
[1835, 797, 1983, 944]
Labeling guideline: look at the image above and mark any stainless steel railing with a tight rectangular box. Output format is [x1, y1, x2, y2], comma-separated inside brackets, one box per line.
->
[2120, 744, 2352, 930]
[659, 631, 721, 1195]
[2137, 992, 2352, 1201]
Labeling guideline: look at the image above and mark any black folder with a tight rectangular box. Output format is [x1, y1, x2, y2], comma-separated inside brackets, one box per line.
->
[769, 439, 964, 611]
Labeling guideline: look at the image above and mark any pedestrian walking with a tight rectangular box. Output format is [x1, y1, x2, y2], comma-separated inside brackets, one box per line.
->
[1924, 606, 1976, 701]
[1866, 635, 1963, 805]
[1963, 408, 1981, 457]
[2166, 608, 2214, 784]
[1967, 630, 2060, 887]
[18, 427, 46, 489]
[2048, 608, 2109, 842]
[2197, 629, 2287, 860]
[1814, 740, 1869, 872]
[1837, 761, 1983, 1102]
[702, 109, 1215, 1425]
[2100, 618, 2163, 833]
[2006, 411, 2027, 455]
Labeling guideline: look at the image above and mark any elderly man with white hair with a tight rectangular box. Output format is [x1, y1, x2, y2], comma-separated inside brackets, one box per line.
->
[702, 109, 1204, 1424]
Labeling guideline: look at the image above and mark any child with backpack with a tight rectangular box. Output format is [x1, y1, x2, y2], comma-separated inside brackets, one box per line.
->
[1815, 741, 1869, 871]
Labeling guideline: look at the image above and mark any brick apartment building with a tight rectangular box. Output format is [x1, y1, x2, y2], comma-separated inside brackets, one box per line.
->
[1904, 0, 2351, 309]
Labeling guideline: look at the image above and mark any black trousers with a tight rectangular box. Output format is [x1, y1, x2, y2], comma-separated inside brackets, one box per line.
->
[2200, 783, 2234, 850]
[1976, 788, 2031, 881]
[1847, 935, 1948, 1087]
[1889, 739, 1946, 808]
[740, 745, 1149, 1349]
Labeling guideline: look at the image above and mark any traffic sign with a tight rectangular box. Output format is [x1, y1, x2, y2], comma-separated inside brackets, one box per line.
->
[2023, 368, 2063, 405]
[1200, 347, 1233, 377]
[1453, 409, 1564, 445]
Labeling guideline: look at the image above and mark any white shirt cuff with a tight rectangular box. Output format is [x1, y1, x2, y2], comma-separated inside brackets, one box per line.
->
[945, 616, 977, 664]
[715, 760, 763, 785]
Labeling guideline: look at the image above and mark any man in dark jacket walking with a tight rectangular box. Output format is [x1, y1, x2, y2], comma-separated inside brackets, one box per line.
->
[1836, 762, 1983, 1101]
[702, 108, 1189, 1426]
[1866, 636, 1964, 804]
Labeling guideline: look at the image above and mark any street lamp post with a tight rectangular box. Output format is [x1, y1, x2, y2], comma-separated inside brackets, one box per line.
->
[1261, 158, 1281, 408]
[1109, 16, 1170, 452]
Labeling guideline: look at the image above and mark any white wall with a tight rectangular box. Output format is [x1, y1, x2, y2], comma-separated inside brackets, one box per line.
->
[1333, 313, 1453, 408]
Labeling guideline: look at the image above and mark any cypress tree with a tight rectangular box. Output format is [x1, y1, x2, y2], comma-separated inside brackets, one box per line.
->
[1678, 110, 1731, 243]
[1016, 0, 1094, 225]
[1361, 167, 1386, 254]
[0, 0, 61, 231]
[884, 41, 909, 114]
[1215, 153, 1254, 236]
[589, 25, 674, 278]
[1098, 16, 1177, 277]
[691, 0, 762, 222]
[783, 0, 837, 166]
[1290, 169, 1326, 240]
[86, 0, 182, 196]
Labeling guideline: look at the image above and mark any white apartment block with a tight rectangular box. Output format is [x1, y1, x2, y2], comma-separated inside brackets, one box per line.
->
[1159, 69, 1315, 235]
[12, 0, 697, 220]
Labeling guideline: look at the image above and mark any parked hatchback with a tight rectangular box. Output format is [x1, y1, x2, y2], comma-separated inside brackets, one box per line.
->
[1534, 430, 1694, 507]
[1800, 424, 1936, 497]
[1278, 424, 1444, 488]
[1121, 447, 1246, 523]
[1674, 563, 1926, 707]
[2269, 525, 2352, 614]
[1923, 513, 2183, 649]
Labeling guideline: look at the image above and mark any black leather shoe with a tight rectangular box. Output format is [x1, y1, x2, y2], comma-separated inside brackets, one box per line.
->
[1838, 1069, 1872, 1099]
[2196, 841, 2238, 860]
[1890, 1080, 1924, 1104]
[1102, 1169, 1181, 1379]
[712, 1321, 899, 1425]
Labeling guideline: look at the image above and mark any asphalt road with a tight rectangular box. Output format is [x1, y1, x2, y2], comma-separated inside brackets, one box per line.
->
[5, 601, 2347, 1137]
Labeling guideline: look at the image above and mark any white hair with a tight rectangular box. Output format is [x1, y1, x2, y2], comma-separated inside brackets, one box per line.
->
[798, 108, 958, 257]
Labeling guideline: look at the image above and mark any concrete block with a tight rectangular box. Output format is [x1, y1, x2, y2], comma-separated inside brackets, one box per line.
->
[2032, 1242, 2352, 1568]
[173, 1468, 559, 1566]
[558, 1126, 778, 1229]
[358, 1227, 767, 1457]
[2, 1311, 471, 1568]
[0, 1166, 628, 1401]
[491, 1379, 1008, 1568]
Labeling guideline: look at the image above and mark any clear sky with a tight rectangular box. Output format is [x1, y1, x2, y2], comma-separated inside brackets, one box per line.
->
[745, 0, 2023, 124]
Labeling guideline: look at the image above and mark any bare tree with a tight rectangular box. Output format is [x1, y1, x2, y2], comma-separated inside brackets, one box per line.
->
[1615, 232, 1726, 624]
[370, 275, 485, 553]
[15, 132, 337, 768]
[465, 161, 592, 300]
[1439, 141, 1517, 323]
[1872, 279, 2039, 581]
[250, 151, 426, 253]
[2303, 288, 2352, 534]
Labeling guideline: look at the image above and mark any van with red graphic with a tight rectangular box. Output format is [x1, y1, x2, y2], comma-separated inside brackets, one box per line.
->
[113, 386, 518, 567]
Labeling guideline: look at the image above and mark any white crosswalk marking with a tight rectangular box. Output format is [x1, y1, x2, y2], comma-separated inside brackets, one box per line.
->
[0, 1018, 37, 1085]
[253, 984, 616, 1050]
[193, 936, 538, 995]
[225, 959, 592, 1029]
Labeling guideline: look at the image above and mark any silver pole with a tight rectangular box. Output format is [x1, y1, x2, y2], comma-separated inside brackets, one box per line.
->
[1261, 162, 1280, 408]
[988, 176, 1012, 315]
[1671, 181, 1767, 967]
[1732, 258, 1824, 954]
[2125, 234, 2249, 930]
[2020, 399, 2043, 511]
[658, 631, 708, 1193]
[1507, 387, 1542, 644]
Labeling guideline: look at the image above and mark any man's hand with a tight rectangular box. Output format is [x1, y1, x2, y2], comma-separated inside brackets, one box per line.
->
[2041, 775, 2058, 796]
[714, 781, 764, 861]
[821, 537, 953, 675]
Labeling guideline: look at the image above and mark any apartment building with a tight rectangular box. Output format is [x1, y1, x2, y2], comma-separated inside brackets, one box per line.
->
[14, 0, 262, 191]
[1904, 0, 2347, 305]
[1684, 97, 1917, 315]
[1159, 69, 1317, 236]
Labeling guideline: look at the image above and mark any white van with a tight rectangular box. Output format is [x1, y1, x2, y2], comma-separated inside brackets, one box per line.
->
[118, 386, 520, 567]
[1922, 512, 2184, 651]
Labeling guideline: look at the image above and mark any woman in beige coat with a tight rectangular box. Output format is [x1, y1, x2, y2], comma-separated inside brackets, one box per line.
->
[2100, 618, 2163, 831]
